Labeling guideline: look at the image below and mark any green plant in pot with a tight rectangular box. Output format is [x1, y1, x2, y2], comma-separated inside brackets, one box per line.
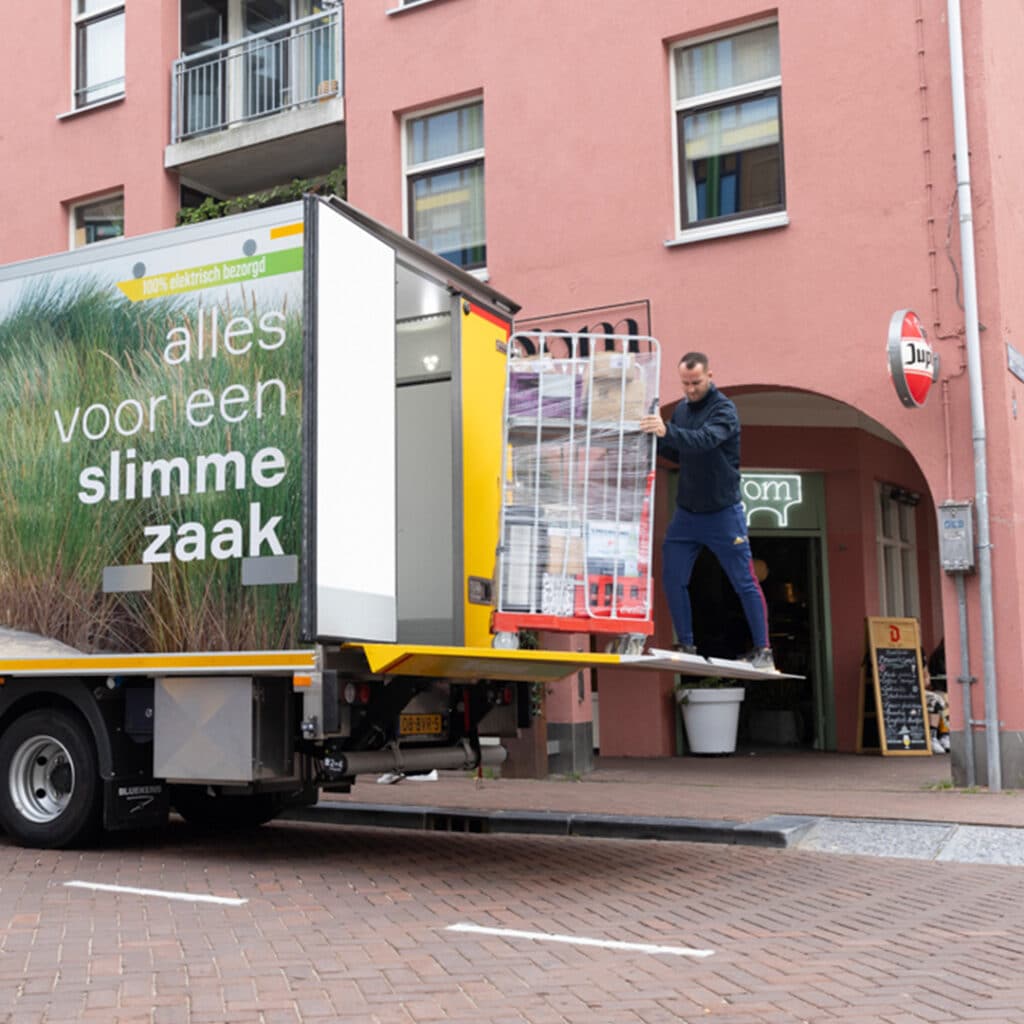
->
[675, 676, 745, 755]
[674, 675, 745, 700]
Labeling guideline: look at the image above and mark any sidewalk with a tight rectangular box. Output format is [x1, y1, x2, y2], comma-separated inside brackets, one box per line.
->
[285, 749, 1024, 865]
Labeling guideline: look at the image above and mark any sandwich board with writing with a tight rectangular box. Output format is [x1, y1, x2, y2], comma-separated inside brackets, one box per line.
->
[857, 617, 931, 756]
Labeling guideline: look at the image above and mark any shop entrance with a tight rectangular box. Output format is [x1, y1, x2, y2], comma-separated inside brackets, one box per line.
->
[690, 533, 827, 748]
[673, 469, 833, 749]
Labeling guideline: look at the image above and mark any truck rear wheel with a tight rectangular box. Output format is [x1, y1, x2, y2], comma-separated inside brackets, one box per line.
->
[0, 709, 102, 848]
[171, 786, 284, 829]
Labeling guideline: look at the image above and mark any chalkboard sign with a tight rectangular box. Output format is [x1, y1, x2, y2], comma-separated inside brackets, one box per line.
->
[858, 617, 931, 756]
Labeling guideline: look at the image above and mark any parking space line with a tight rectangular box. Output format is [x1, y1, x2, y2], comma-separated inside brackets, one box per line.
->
[64, 881, 247, 906]
[446, 922, 714, 958]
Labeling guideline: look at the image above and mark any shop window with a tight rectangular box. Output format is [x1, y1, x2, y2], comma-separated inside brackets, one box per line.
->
[71, 194, 124, 248]
[671, 21, 785, 238]
[404, 100, 485, 271]
[73, 0, 126, 108]
[876, 484, 920, 619]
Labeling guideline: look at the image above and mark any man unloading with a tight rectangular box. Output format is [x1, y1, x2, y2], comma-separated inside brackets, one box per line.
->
[639, 351, 774, 670]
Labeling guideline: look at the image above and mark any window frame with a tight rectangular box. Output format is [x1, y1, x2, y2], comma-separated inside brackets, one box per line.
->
[387, 0, 450, 14]
[875, 483, 920, 620]
[72, 0, 126, 110]
[402, 98, 486, 275]
[669, 19, 787, 242]
[69, 191, 125, 249]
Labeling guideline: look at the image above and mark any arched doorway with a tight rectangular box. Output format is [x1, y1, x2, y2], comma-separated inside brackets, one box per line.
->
[591, 386, 943, 759]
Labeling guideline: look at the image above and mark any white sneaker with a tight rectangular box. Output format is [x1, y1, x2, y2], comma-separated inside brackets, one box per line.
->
[740, 647, 776, 672]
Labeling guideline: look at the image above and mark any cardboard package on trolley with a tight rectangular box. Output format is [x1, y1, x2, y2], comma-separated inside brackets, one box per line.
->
[508, 356, 587, 419]
[587, 351, 648, 421]
[508, 350, 649, 423]
[544, 507, 585, 581]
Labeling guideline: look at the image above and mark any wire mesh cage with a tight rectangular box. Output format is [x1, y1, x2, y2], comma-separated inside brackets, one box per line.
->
[494, 332, 661, 647]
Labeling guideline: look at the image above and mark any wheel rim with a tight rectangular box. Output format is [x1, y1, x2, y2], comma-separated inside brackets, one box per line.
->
[9, 734, 75, 823]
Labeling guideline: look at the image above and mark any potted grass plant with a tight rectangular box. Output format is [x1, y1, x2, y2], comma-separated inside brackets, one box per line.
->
[675, 676, 745, 755]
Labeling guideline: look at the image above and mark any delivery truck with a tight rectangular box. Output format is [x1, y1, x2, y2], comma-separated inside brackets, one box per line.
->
[0, 195, 783, 849]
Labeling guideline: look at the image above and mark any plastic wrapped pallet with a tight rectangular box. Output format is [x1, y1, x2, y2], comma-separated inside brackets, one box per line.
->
[496, 335, 660, 637]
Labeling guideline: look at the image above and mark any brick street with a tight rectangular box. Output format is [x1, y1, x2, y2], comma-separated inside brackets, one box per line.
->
[0, 820, 1021, 1023]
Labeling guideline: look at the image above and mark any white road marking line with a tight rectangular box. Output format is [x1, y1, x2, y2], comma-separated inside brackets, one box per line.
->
[64, 881, 247, 906]
[446, 922, 714, 958]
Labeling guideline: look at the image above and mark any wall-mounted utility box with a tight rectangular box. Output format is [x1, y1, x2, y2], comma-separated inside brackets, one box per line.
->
[938, 500, 975, 572]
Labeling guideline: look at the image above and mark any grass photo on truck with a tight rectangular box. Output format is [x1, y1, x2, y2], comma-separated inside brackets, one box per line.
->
[0, 227, 304, 655]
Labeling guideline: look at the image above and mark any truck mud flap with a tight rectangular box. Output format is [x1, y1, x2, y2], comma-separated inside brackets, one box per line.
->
[103, 779, 170, 831]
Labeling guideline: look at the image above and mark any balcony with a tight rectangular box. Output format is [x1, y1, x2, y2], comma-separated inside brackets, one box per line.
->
[165, 7, 344, 196]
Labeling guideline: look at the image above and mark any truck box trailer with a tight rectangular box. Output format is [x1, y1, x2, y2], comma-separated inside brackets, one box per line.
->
[0, 195, 781, 848]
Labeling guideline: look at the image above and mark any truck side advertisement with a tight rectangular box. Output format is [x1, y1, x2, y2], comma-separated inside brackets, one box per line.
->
[0, 210, 304, 655]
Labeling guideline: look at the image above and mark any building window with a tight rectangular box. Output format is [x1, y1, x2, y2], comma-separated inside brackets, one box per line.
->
[671, 22, 784, 232]
[404, 101, 485, 271]
[73, 0, 126, 108]
[876, 484, 920, 619]
[389, 0, 445, 11]
[71, 194, 124, 248]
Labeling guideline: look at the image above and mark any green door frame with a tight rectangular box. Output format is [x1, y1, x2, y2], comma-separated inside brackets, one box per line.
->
[664, 469, 836, 750]
[742, 471, 835, 750]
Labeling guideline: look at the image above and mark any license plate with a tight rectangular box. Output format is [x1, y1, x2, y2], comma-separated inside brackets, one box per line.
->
[399, 713, 443, 736]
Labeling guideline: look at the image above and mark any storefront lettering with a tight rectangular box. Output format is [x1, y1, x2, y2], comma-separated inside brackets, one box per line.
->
[741, 473, 804, 527]
[510, 301, 652, 359]
[903, 341, 933, 372]
[511, 319, 643, 358]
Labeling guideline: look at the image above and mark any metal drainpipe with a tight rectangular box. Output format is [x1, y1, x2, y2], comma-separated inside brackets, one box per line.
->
[946, 0, 1000, 791]
[943, 380, 975, 786]
[954, 573, 976, 787]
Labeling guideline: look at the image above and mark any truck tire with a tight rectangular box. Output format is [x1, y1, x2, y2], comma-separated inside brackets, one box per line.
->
[0, 709, 102, 849]
[171, 786, 284, 829]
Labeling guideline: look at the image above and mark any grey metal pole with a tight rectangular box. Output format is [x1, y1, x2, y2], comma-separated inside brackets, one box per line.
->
[954, 572, 975, 788]
[946, 0, 1000, 790]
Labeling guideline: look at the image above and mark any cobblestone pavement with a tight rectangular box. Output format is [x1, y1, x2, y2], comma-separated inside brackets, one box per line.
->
[328, 751, 1022, 829]
[1, 819, 1023, 1023]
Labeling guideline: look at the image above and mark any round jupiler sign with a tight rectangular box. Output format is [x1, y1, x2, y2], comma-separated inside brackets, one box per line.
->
[887, 309, 939, 408]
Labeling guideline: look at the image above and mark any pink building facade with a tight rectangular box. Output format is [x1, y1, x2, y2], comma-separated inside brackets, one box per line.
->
[2, 1, 1022, 786]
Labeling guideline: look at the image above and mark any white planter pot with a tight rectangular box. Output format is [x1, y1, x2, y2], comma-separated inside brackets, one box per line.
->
[676, 687, 745, 755]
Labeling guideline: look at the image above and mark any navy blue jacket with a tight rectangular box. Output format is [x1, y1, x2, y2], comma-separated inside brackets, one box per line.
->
[657, 383, 741, 513]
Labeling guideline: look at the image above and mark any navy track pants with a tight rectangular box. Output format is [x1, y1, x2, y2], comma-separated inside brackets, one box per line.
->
[662, 502, 770, 650]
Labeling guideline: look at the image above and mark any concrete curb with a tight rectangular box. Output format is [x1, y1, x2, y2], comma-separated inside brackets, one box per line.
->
[278, 802, 1024, 865]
